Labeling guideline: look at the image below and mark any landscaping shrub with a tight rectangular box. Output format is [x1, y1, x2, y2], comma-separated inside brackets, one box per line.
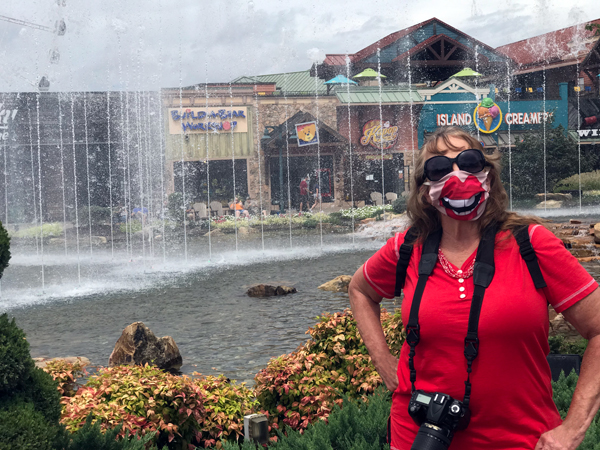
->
[62, 365, 259, 449]
[218, 387, 391, 450]
[55, 415, 158, 450]
[10, 222, 63, 239]
[0, 402, 59, 450]
[554, 171, 600, 193]
[254, 309, 404, 433]
[0, 313, 34, 394]
[392, 197, 406, 214]
[548, 335, 588, 356]
[0, 314, 64, 448]
[339, 205, 392, 221]
[0, 220, 10, 278]
[41, 359, 87, 396]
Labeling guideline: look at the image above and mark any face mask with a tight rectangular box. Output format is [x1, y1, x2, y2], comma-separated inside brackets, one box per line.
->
[427, 170, 490, 221]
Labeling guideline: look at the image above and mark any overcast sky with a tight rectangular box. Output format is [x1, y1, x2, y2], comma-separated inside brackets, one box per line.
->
[0, 0, 599, 92]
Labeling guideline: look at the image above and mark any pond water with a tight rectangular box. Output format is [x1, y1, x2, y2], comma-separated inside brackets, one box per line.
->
[3, 231, 400, 384]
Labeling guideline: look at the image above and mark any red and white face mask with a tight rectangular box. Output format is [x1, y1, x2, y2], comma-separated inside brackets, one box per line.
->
[427, 170, 490, 221]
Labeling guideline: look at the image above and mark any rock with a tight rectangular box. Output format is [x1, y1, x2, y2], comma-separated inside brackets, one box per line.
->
[577, 256, 600, 262]
[360, 218, 376, 224]
[535, 193, 572, 201]
[34, 356, 90, 369]
[155, 235, 163, 241]
[48, 238, 66, 245]
[535, 200, 562, 209]
[318, 275, 353, 293]
[594, 223, 600, 244]
[549, 314, 581, 340]
[238, 226, 257, 234]
[108, 322, 182, 371]
[205, 229, 223, 237]
[246, 284, 297, 297]
[570, 219, 582, 224]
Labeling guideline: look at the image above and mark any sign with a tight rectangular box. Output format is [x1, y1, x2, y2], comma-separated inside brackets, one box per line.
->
[295, 121, 319, 146]
[168, 107, 248, 134]
[576, 129, 600, 138]
[360, 119, 399, 150]
[505, 111, 553, 125]
[473, 98, 502, 134]
[437, 113, 472, 127]
[0, 105, 19, 142]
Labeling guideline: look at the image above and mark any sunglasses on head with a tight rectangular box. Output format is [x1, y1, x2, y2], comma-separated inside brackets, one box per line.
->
[423, 149, 490, 182]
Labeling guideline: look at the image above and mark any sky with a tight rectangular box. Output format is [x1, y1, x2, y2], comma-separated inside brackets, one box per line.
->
[0, 0, 599, 92]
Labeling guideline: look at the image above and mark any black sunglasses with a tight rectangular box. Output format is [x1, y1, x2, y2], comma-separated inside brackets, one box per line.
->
[423, 149, 490, 182]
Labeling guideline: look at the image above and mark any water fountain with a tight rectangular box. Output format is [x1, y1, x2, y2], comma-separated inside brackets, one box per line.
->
[0, 5, 598, 384]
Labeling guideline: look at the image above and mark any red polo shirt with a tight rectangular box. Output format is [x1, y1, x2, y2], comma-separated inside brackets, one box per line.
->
[363, 224, 597, 450]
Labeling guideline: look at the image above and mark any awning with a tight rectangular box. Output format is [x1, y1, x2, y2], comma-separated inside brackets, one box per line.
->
[336, 87, 422, 104]
[352, 68, 387, 79]
[324, 75, 358, 85]
[451, 67, 483, 78]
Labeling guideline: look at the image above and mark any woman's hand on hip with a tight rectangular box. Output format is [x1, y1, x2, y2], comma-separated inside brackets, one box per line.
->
[534, 424, 582, 450]
[379, 352, 399, 392]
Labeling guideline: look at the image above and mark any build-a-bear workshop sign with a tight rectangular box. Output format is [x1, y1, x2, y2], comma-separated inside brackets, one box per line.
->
[360, 119, 399, 150]
[168, 107, 248, 134]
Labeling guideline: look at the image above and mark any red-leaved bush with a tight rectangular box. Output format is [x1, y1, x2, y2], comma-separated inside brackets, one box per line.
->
[254, 308, 404, 433]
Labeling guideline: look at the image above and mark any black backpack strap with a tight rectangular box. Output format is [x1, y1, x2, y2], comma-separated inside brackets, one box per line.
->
[405, 228, 442, 392]
[463, 223, 497, 407]
[514, 226, 547, 289]
[394, 227, 419, 297]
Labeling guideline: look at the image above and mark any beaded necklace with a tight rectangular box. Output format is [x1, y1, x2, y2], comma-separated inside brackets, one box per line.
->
[438, 249, 475, 279]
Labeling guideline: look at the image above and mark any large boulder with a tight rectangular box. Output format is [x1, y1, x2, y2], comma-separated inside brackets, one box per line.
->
[33, 356, 90, 369]
[247, 284, 297, 297]
[318, 275, 353, 293]
[536, 200, 563, 209]
[594, 223, 600, 244]
[108, 322, 182, 371]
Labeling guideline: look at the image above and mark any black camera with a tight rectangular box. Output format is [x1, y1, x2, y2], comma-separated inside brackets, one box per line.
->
[408, 390, 470, 450]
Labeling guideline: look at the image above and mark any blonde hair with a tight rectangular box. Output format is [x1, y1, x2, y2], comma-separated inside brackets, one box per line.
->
[406, 126, 540, 241]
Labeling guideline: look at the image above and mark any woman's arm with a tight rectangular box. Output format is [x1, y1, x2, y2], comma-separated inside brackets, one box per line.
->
[348, 265, 399, 391]
[536, 287, 600, 449]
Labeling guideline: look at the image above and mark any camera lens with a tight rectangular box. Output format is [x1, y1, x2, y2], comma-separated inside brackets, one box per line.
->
[410, 423, 452, 450]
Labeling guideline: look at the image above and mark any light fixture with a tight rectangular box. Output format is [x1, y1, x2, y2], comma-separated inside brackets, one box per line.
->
[261, 127, 271, 140]
[244, 414, 268, 444]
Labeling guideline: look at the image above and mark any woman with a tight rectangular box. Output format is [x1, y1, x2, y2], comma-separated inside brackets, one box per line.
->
[349, 126, 600, 450]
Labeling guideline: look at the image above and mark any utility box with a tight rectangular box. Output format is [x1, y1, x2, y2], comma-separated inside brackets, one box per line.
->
[244, 413, 268, 444]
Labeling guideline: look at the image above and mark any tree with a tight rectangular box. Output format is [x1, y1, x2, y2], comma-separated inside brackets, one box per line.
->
[585, 23, 600, 36]
[501, 124, 599, 200]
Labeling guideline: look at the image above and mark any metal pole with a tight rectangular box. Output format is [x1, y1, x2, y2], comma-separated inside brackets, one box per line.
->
[279, 133, 284, 214]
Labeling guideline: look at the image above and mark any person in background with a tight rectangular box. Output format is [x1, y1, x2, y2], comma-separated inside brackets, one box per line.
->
[245, 196, 260, 216]
[348, 126, 600, 449]
[311, 181, 321, 211]
[230, 197, 249, 218]
[299, 176, 309, 214]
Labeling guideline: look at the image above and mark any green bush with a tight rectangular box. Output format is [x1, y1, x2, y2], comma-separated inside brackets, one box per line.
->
[0, 402, 59, 450]
[10, 223, 63, 239]
[301, 218, 318, 229]
[55, 415, 158, 450]
[392, 197, 406, 214]
[548, 335, 588, 356]
[254, 309, 404, 433]
[218, 387, 391, 450]
[0, 220, 10, 278]
[339, 205, 392, 221]
[0, 314, 64, 449]
[554, 171, 600, 193]
[0, 313, 35, 394]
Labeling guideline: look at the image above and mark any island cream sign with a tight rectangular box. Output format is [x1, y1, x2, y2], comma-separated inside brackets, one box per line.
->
[169, 107, 248, 134]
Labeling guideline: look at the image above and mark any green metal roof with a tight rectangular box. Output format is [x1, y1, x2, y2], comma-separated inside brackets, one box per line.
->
[232, 70, 327, 95]
[336, 87, 422, 104]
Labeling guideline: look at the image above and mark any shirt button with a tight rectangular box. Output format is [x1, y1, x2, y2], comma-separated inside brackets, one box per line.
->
[460, 294, 466, 299]
[459, 287, 465, 292]
[457, 269, 463, 274]
[458, 278, 464, 283]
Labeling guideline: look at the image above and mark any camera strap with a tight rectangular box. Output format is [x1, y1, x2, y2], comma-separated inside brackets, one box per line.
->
[405, 223, 498, 408]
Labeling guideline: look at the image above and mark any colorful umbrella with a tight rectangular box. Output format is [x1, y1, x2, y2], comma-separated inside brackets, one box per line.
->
[352, 68, 387, 79]
[451, 67, 483, 77]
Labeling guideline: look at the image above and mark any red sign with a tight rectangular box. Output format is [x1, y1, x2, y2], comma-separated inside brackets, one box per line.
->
[360, 119, 399, 150]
